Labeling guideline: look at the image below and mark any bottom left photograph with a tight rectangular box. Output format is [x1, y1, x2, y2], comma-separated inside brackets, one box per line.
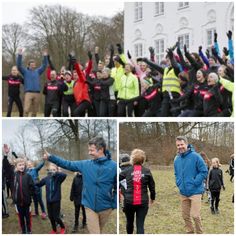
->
[2, 119, 117, 234]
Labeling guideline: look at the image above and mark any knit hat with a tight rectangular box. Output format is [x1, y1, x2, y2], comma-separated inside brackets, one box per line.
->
[120, 153, 130, 163]
[65, 70, 72, 76]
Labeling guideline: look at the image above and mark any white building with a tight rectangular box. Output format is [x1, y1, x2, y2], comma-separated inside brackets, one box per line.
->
[124, 2, 234, 63]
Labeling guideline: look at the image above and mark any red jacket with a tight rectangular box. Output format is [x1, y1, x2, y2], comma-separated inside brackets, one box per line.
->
[73, 62, 91, 105]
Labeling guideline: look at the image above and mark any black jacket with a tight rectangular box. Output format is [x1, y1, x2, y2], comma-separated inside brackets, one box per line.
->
[119, 165, 156, 206]
[13, 171, 35, 206]
[43, 80, 62, 105]
[208, 167, 224, 191]
[70, 173, 83, 205]
[2, 75, 24, 97]
[203, 84, 224, 116]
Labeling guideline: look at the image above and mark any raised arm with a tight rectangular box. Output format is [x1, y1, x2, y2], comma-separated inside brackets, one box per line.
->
[16, 49, 27, 75]
[37, 50, 48, 75]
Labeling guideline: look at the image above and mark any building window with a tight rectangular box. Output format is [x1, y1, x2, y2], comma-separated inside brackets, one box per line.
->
[134, 2, 143, 21]
[206, 28, 216, 48]
[134, 43, 143, 57]
[178, 2, 189, 10]
[155, 39, 165, 64]
[155, 2, 164, 16]
[178, 34, 190, 51]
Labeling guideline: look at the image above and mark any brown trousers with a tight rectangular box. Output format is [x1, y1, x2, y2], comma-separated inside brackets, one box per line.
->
[85, 208, 112, 234]
[24, 92, 41, 117]
[180, 194, 203, 234]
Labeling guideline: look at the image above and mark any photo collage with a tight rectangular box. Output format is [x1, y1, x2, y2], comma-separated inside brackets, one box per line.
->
[1, 1, 234, 235]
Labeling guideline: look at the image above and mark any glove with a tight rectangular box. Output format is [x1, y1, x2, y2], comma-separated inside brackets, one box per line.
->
[149, 46, 155, 55]
[166, 48, 173, 58]
[205, 49, 210, 59]
[223, 47, 229, 56]
[198, 46, 202, 53]
[110, 44, 114, 54]
[87, 51, 92, 60]
[127, 50, 132, 59]
[227, 30, 232, 40]
[71, 56, 77, 65]
[184, 44, 187, 54]
[222, 186, 225, 191]
[214, 32, 218, 43]
[47, 55, 55, 70]
[116, 43, 123, 54]
[211, 47, 218, 57]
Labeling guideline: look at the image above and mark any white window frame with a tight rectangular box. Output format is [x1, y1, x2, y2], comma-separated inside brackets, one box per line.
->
[178, 2, 189, 10]
[134, 43, 143, 58]
[206, 28, 216, 49]
[134, 2, 143, 22]
[155, 39, 165, 64]
[155, 2, 164, 16]
[178, 34, 190, 51]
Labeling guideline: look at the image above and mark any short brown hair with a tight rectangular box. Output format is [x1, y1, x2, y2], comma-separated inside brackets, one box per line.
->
[130, 149, 146, 165]
[176, 136, 188, 143]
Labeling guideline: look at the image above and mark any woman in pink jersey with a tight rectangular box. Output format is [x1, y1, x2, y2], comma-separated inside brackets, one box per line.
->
[119, 149, 156, 234]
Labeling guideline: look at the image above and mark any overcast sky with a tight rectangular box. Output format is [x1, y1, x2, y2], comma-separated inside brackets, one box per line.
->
[2, 1, 124, 25]
[2, 119, 27, 144]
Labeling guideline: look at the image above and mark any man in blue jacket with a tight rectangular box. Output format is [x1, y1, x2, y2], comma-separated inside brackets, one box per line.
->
[17, 48, 48, 117]
[174, 136, 208, 234]
[43, 136, 117, 234]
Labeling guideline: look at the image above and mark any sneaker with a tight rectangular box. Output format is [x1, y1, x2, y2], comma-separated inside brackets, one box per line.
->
[41, 212, 47, 219]
[72, 225, 78, 233]
[215, 209, 219, 214]
[82, 223, 87, 229]
[2, 214, 9, 218]
[49, 230, 57, 234]
[31, 212, 38, 217]
[60, 227, 66, 234]
[210, 206, 215, 214]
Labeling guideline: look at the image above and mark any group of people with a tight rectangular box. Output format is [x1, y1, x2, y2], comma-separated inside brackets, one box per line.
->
[119, 136, 234, 234]
[2, 137, 117, 234]
[3, 31, 234, 117]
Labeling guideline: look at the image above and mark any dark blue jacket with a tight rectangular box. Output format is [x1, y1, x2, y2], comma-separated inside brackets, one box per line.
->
[48, 151, 117, 212]
[174, 144, 208, 197]
[36, 172, 67, 203]
[17, 55, 48, 92]
[27, 161, 45, 183]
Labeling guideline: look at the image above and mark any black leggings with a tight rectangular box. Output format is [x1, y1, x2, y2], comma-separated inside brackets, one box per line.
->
[117, 100, 134, 117]
[73, 101, 92, 117]
[7, 96, 23, 117]
[124, 203, 148, 234]
[74, 203, 86, 226]
[44, 103, 59, 117]
[47, 201, 65, 231]
[16, 205, 31, 233]
[210, 190, 221, 209]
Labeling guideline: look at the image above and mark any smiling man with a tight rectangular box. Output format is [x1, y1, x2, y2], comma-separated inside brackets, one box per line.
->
[174, 136, 208, 234]
[43, 136, 117, 234]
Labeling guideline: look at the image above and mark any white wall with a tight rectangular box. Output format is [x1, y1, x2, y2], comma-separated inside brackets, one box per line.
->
[124, 2, 234, 60]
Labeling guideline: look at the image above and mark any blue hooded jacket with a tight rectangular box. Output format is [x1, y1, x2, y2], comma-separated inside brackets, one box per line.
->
[174, 144, 208, 197]
[48, 150, 117, 213]
[27, 161, 45, 183]
[36, 172, 67, 203]
[17, 55, 48, 92]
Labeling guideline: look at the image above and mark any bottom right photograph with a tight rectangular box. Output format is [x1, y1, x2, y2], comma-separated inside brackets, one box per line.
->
[119, 122, 234, 234]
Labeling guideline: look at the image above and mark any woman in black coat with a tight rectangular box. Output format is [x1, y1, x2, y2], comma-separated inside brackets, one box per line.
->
[119, 149, 156, 234]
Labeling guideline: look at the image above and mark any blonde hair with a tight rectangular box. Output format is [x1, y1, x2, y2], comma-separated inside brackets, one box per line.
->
[211, 157, 221, 167]
[130, 149, 146, 165]
[14, 158, 26, 166]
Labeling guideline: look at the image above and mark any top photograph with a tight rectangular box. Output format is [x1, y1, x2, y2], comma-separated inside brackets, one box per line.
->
[2, 1, 234, 117]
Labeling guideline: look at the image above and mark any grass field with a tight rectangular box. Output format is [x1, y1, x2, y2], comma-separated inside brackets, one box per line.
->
[2, 170, 117, 234]
[119, 165, 234, 234]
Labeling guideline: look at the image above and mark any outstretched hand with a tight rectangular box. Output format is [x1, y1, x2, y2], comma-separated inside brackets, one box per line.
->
[88, 51, 92, 60]
[43, 49, 48, 56]
[127, 50, 132, 59]
[184, 44, 188, 54]
[3, 144, 10, 155]
[166, 48, 173, 58]
[226, 30, 232, 40]
[43, 149, 50, 160]
[18, 48, 23, 55]
[198, 46, 202, 53]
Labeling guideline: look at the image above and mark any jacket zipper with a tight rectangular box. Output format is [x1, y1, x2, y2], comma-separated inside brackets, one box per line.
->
[20, 174, 23, 206]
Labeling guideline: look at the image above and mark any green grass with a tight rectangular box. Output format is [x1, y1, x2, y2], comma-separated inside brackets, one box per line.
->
[2, 171, 117, 234]
[119, 165, 234, 234]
